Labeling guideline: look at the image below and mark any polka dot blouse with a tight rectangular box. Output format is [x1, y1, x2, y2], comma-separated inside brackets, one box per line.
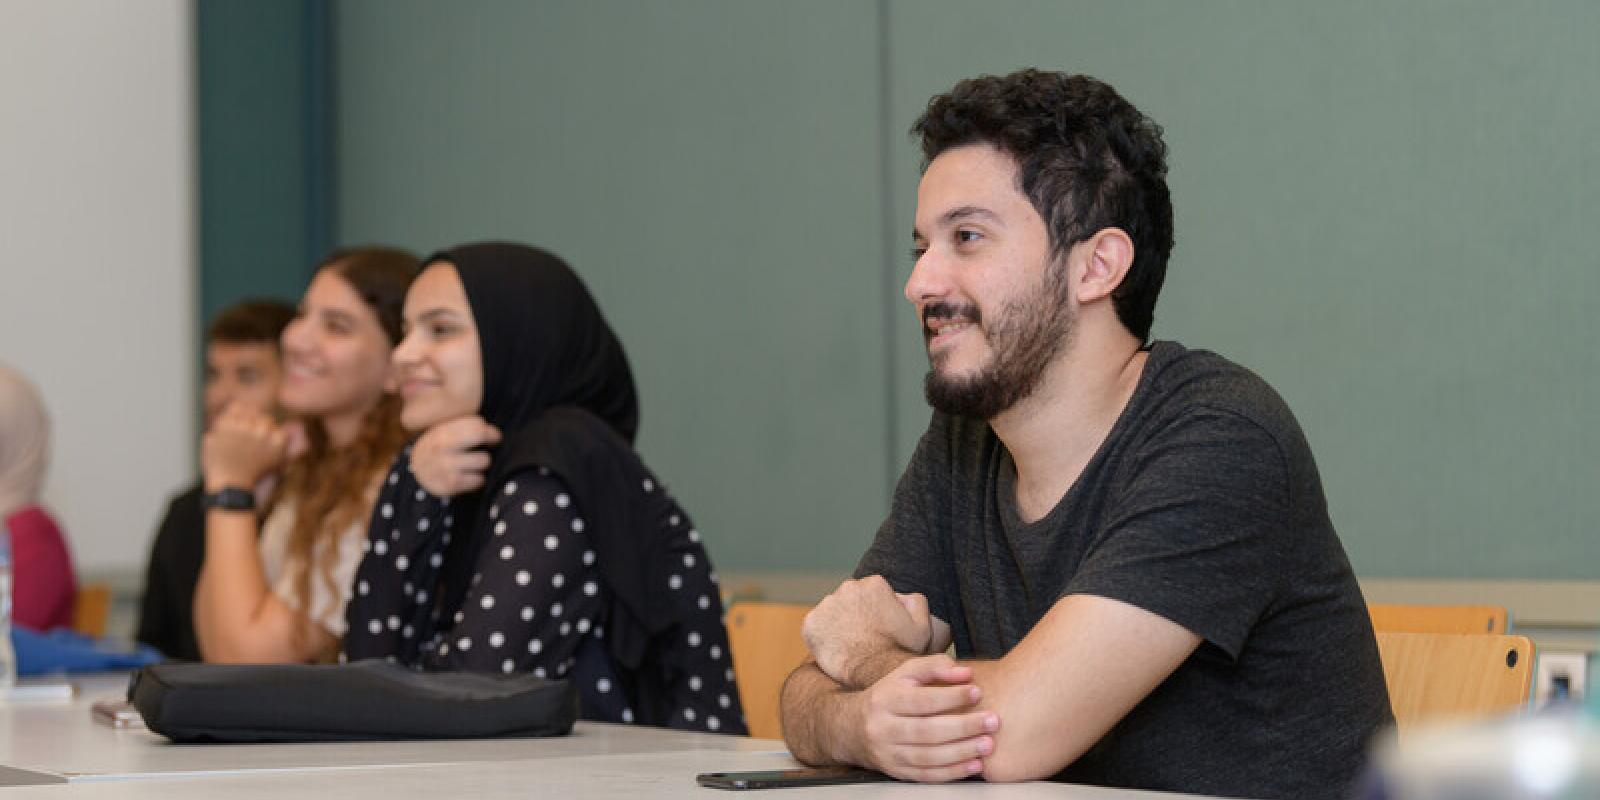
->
[345, 448, 746, 735]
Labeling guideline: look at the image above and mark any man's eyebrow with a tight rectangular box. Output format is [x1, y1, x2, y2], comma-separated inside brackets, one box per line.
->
[913, 205, 1003, 241]
[940, 205, 1002, 226]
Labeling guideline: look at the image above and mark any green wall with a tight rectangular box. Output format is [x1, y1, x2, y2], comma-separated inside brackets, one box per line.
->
[327, 0, 1599, 577]
[336, 0, 893, 572]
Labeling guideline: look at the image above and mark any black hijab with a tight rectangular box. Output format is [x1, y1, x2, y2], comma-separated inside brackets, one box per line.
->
[448, 243, 638, 446]
[432, 243, 676, 672]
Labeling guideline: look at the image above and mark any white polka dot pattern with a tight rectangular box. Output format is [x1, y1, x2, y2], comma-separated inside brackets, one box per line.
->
[344, 457, 744, 734]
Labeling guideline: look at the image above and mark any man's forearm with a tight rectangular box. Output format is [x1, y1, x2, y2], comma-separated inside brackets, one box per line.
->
[779, 662, 866, 768]
[845, 647, 917, 690]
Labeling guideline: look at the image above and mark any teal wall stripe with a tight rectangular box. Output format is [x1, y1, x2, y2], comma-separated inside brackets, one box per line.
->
[302, 0, 337, 264]
[196, 0, 331, 333]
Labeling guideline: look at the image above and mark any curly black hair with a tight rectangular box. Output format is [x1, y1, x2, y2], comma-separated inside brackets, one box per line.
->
[912, 69, 1174, 341]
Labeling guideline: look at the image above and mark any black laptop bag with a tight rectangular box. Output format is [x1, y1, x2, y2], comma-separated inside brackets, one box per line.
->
[129, 659, 578, 743]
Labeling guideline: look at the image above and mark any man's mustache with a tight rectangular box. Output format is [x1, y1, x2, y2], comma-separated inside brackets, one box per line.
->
[922, 302, 982, 340]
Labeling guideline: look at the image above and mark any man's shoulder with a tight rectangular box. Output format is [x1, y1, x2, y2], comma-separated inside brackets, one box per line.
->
[167, 481, 204, 512]
[155, 482, 204, 541]
[1139, 341, 1304, 444]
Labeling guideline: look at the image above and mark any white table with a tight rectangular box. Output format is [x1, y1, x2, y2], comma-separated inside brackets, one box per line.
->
[0, 674, 772, 786]
[0, 748, 1222, 800]
[0, 674, 1219, 799]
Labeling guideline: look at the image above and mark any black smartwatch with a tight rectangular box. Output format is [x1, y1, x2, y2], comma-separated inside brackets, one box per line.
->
[203, 486, 256, 511]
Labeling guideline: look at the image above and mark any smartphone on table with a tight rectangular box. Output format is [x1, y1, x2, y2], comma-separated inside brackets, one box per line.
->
[696, 766, 891, 790]
[91, 699, 145, 728]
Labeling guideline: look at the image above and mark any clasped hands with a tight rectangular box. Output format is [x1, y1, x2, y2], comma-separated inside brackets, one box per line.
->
[803, 576, 999, 782]
[201, 405, 304, 495]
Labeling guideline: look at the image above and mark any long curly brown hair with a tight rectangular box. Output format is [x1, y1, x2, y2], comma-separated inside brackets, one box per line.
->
[275, 247, 418, 656]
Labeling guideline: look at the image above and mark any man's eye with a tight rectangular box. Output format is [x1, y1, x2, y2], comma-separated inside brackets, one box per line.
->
[955, 229, 981, 245]
[908, 246, 927, 261]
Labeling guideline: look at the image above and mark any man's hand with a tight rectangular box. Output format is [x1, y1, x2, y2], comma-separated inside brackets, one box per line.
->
[410, 416, 502, 497]
[202, 405, 288, 492]
[850, 655, 998, 783]
[804, 575, 936, 688]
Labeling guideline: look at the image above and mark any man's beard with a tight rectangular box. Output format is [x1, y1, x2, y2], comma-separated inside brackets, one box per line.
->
[923, 260, 1074, 420]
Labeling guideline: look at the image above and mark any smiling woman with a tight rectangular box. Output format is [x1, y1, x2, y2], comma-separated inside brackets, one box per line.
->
[343, 243, 746, 735]
[392, 264, 485, 434]
[193, 246, 419, 664]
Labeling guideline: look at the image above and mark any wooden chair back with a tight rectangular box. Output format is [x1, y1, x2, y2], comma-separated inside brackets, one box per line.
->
[1369, 603, 1508, 635]
[1376, 631, 1535, 734]
[725, 601, 812, 740]
[72, 583, 113, 638]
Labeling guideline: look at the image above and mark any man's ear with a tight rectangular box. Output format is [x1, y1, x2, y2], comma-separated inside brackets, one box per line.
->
[1075, 227, 1135, 304]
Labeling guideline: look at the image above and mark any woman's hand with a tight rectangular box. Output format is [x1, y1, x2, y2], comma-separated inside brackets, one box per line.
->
[202, 405, 289, 492]
[410, 416, 502, 497]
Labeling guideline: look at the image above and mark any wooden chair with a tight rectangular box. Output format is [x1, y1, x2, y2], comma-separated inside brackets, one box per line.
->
[724, 601, 811, 740]
[1376, 631, 1535, 734]
[72, 583, 113, 638]
[1369, 603, 1508, 635]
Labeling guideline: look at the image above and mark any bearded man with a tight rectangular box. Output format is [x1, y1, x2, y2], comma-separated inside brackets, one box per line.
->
[779, 70, 1392, 800]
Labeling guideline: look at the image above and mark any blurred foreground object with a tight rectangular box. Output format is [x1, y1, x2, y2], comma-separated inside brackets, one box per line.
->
[1372, 707, 1600, 798]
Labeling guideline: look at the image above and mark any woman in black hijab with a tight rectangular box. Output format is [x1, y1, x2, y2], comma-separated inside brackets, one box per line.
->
[344, 242, 745, 734]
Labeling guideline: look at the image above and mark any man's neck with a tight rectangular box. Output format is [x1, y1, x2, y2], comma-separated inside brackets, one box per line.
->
[991, 330, 1149, 523]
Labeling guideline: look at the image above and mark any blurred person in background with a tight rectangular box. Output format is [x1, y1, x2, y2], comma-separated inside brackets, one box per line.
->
[0, 362, 76, 631]
[136, 299, 295, 661]
[194, 247, 417, 663]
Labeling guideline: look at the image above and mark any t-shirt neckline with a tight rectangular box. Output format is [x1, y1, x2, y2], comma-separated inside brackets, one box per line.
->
[995, 340, 1177, 536]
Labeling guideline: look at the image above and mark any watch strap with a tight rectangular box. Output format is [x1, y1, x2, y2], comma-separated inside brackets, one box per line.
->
[203, 486, 256, 511]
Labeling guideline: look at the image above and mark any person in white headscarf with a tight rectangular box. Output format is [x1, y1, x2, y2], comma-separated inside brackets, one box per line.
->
[0, 363, 77, 631]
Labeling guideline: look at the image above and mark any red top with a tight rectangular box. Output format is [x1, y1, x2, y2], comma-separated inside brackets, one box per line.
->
[6, 504, 77, 631]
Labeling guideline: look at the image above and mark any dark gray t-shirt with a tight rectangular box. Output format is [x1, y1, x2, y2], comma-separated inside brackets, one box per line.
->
[856, 341, 1392, 800]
